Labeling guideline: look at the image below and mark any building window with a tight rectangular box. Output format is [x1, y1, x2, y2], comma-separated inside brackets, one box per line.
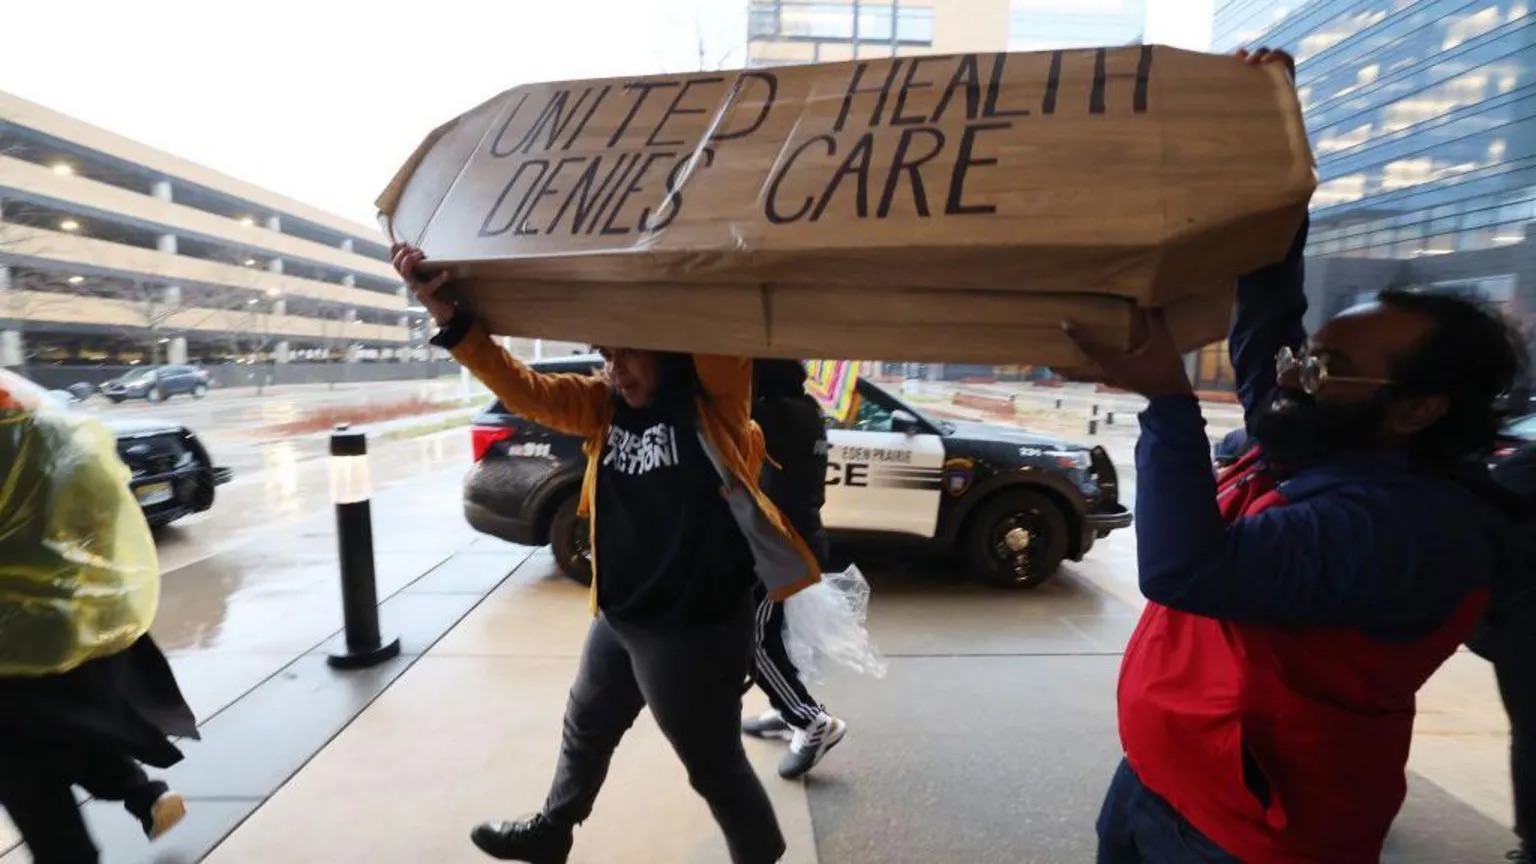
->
[783, 2, 856, 40]
[1193, 341, 1235, 391]
[856, 4, 893, 39]
[749, 3, 781, 38]
[895, 6, 934, 42]
[1009, 0, 1147, 51]
[748, 0, 936, 50]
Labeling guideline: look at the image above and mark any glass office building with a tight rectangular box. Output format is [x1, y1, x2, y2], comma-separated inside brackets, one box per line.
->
[746, 0, 1151, 382]
[1195, 0, 1536, 390]
[746, 0, 1146, 67]
[1009, 0, 1147, 51]
[747, 0, 948, 67]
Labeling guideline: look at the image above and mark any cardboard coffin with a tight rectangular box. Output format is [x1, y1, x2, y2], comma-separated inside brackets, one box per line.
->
[378, 46, 1316, 365]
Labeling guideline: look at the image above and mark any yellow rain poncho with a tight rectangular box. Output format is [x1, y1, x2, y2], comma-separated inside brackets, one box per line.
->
[0, 369, 159, 677]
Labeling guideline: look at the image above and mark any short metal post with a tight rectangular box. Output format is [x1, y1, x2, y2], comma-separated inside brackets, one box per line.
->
[1088, 419, 1098, 436]
[1054, 398, 1062, 409]
[326, 424, 401, 670]
[1092, 403, 1100, 416]
[1106, 411, 1115, 426]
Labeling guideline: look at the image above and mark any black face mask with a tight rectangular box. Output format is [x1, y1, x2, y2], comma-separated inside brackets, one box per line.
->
[1250, 387, 1395, 469]
[612, 353, 698, 413]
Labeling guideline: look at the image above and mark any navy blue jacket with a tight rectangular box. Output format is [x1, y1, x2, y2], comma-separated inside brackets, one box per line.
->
[1472, 444, 1536, 658]
[1133, 219, 1522, 640]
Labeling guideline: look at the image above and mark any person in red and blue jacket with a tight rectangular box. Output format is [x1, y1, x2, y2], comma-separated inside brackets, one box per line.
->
[1068, 46, 1532, 864]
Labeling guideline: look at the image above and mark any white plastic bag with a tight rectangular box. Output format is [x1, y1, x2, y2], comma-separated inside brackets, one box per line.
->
[781, 565, 887, 685]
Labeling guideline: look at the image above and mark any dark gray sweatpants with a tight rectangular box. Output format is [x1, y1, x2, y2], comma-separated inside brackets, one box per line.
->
[542, 600, 785, 864]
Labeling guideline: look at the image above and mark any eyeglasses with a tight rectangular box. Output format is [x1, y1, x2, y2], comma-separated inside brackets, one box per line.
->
[1275, 346, 1394, 395]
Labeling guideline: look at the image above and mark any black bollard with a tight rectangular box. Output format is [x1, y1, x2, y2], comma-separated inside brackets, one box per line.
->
[1092, 404, 1100, 417]
[326, 424, 401, 670]
[1106, 411, 1115, 426]
[1088, 419, 1099, 436]
[1055, 398, 1062, 409]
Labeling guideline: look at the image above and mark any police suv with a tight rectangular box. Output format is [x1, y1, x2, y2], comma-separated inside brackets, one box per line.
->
[462, 356, 1131, 589]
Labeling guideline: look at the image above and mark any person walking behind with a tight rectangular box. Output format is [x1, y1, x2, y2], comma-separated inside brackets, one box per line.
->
[392, 245, 822, 864]
[1479, 441, 1536, 863]
[0, 370, 197, 864]
[1072, 47, 1531, 863]
[740, 359, 849, 779]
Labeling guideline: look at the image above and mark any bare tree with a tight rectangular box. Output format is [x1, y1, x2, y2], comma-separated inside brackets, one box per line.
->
[0, 233, 198, 366]
[0, 196, 61, 369]
[0, 274, 72, 336]
[0, 283, 73, 368]
[111, 279, 192, 365]
[696, 14, 743, 70]
[315, 303, 356, 390]
[178, 287, 282, 395]
[651, 6, 743, 73]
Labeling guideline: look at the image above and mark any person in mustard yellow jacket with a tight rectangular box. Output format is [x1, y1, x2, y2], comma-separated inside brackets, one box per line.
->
[392, 245, 821, 864]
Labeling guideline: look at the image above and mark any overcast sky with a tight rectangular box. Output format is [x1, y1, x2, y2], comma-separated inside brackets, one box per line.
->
[0, 0, 1212, 229]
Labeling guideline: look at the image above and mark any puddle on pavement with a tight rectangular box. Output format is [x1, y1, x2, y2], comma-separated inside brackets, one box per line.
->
[151, 454, 473, 654]
[253, 402, 303, 425]
[259, 440, 306, 523]
[152, 430, 470, 575]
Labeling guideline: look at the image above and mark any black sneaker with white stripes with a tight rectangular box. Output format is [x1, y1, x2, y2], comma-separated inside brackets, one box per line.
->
[742, 708, 794, 741]
[778, 712, 847, 779]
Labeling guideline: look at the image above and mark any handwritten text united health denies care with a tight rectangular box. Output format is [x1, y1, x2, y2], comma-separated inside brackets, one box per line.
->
[476, 47, 1154, 240]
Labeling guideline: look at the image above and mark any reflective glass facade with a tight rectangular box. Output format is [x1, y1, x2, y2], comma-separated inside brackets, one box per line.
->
[1191, 0, 1536, 390]
[1009, 0, 1147, 51]
[747, 0, 940, 67]
[1195, 0, 1536, 391]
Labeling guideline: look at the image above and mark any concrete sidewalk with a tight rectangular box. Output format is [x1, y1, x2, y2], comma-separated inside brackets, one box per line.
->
[197, 548, 1518, 863]
[0, 465, 527, 864]
[0, 466, 1519, 862]
[203, 554, 818, 864]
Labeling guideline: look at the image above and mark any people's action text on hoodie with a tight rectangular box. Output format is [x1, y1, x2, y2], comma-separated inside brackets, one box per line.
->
[603, 422, 683, 476]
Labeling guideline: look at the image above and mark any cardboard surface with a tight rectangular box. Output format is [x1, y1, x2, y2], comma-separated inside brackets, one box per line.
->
[380, 46, 1314, 363]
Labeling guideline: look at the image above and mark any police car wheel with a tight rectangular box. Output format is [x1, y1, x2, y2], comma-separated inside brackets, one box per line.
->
[964, 489, 1069, 589]
[549, 494, 593, 586]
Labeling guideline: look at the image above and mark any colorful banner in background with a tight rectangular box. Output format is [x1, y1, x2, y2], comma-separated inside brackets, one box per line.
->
[804, 360, 862, 422]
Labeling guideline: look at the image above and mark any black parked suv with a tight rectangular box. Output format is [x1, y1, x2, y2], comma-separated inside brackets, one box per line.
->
[463, 356, 1131, 589]
[41, 388, 233, 527]
[101, 365, 210, 403]
[111, 418, 233, 526]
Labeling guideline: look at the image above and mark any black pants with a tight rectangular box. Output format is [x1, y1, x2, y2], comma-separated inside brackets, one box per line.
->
[748, 528, 829, 730]
[0, 742, 161, 864]
[1497, 640, 1536, 845]
[1096, 759, 1242, 863]
[751, 590, 825, 730]
[542, 601, 785, 864]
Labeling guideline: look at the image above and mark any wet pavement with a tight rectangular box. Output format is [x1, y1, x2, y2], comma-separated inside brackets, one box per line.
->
[148, 427, 470, 576]
[0, 461, 513, 864]
[79, 379, 489, 573]
[75, 523, 1518, 864]
[0, 382, 1521, 862]
[76, 376, 483, 474]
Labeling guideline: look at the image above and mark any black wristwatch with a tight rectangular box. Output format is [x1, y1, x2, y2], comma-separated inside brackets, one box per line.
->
[428, 310, 472, 350]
